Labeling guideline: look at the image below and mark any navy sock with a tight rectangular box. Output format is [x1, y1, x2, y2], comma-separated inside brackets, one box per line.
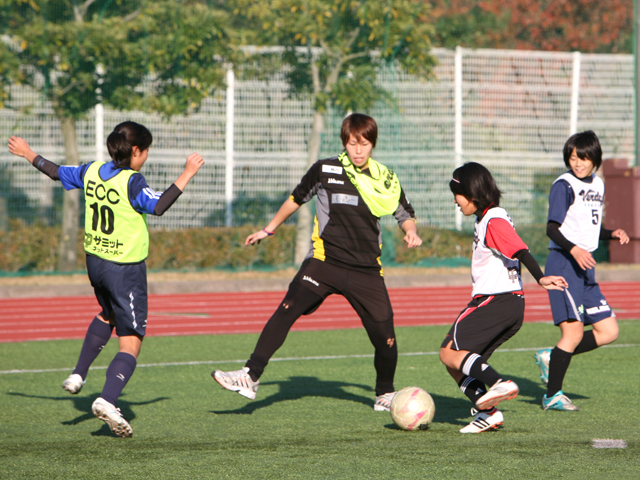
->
[73, 317, 113, 379]
[547, 347, 572, 398]
[458, 375, 487, 408]
[101, 352, 137, 406]
[573, 330, 598, 355]
[460, 353, 502, 388]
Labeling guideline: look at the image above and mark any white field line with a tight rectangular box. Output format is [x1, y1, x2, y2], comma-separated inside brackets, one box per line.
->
[1, 343, 638, 375]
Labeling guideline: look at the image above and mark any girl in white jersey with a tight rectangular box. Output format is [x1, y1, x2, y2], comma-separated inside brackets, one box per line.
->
[534, 131, 629, 412]
[440, 162, 568, 433]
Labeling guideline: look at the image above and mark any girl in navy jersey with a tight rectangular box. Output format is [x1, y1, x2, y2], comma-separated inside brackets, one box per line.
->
[440, 162, 568, 433]
[534, 131, 628, 411]
[8, 122, 204, 437]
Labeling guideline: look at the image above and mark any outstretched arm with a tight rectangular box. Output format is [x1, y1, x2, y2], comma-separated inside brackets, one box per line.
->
[8, 136, 61, 180]
[246, 161, 320, 245]
[7, 136, 38, 163]
[538, 275, 569, 291]
[514, 249, 568, 291]
[484, 218, 567, 291]
[174, 153, 204, 191]
[150, 153, 204, 216]
[245, 197, 300, 245]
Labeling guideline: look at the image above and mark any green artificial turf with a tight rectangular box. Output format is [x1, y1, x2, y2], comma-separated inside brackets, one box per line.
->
[1, 321, 638, 479]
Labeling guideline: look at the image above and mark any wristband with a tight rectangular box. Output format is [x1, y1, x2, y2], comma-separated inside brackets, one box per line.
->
[262, 228, 275, 236]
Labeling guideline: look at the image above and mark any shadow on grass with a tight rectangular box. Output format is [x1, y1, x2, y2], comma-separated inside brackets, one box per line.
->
[511, 374, 590, 407]
[418, 393, 476, 428]
[210, 375, 375, 415]
[383, 373, 591, 430]
[7, 392, 168, 436]
[209, 373, 592, 428]
[378, 392, 471, 432]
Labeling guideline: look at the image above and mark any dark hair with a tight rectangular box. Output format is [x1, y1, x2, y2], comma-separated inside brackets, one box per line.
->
[563, 130, 602, 170]
[106, 121, 153, 167]
[449, 162, 502, 212]
[340, 113, 378, 148]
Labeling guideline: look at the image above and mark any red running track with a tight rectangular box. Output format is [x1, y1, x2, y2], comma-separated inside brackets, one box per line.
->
[1, 282, 638, 343]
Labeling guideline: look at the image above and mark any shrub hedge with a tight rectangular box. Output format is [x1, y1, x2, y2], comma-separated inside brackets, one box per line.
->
[0, 219, 606, 274]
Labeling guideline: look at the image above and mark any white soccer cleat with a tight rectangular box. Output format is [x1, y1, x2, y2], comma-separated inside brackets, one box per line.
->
[475, 380, 519, 410]
[374, 392, 396, 412]
[91, 397, 133, 438]
[460, 408, 504, 433]
[62, 374, 85, 395]
[212, 367, 259, 400]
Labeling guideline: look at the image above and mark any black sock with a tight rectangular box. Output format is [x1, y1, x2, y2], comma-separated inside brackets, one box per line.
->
[458, 375, 487, 408]
[101, 352, 137, 406]
[246, 283, 324, 382]
[547, 347, 572, 397]
[73, 317, 113, 379]
[460, 353, 501, 388]
[573, 330, 598, 355]
[245, 354, 266, 382]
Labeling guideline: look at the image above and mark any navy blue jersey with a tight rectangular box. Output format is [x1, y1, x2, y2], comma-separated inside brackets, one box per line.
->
[58, 161, 162, 215]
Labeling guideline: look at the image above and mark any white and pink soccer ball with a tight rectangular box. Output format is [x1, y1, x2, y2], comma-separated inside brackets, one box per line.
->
[390, 386, 435, 431]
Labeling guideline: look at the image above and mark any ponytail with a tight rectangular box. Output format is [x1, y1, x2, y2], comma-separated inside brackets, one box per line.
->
[107, 121, 153, 167]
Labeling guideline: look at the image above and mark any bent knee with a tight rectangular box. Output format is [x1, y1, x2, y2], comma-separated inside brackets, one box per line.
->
[596, 317, 619, 345]
[607, 321, 619, 343]
[559, 320, 584, 348]
[439, 346, 455, 368]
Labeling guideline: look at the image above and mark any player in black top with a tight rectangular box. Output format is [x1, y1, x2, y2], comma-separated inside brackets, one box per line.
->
[212, 113, 422, 411]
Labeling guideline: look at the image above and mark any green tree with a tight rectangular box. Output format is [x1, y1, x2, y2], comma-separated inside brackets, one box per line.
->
[429, 0, 509, 50]
[1, 0, 233, 270]
[0, 41, 22, 109]
[233, 0, 436, 263]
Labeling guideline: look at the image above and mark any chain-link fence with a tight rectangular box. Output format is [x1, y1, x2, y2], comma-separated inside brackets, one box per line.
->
[0, 47, 634, 234]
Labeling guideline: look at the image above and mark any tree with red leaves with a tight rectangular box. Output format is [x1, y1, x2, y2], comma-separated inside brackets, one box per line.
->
[430, 0, 633, 53]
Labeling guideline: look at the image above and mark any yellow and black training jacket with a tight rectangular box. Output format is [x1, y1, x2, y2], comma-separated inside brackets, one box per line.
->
[291, 156, 416, 276]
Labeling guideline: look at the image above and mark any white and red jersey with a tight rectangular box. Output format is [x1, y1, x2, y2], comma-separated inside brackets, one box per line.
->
[471, 207, 528, 297]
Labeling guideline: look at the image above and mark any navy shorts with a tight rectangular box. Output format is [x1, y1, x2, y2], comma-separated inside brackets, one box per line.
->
[441, 293, 524, 359]
[86, 254, 148, 337]
[545, 249, 613, 326]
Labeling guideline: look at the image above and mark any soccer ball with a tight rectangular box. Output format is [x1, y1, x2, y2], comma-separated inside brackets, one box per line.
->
[390, 386, 435, 431]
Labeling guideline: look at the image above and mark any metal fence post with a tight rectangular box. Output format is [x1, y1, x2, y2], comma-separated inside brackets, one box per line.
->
[225, 66, 235, 227]
[95, 64, 104, 163]
[570, 51, 581, 135]
[454, 46, 463, 230]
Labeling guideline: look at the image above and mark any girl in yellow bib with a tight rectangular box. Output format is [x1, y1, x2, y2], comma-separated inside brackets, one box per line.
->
[8, 122, 203, 437]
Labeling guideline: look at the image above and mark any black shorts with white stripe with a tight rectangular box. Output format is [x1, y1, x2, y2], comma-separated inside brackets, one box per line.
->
[441, 293, 524, 359]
